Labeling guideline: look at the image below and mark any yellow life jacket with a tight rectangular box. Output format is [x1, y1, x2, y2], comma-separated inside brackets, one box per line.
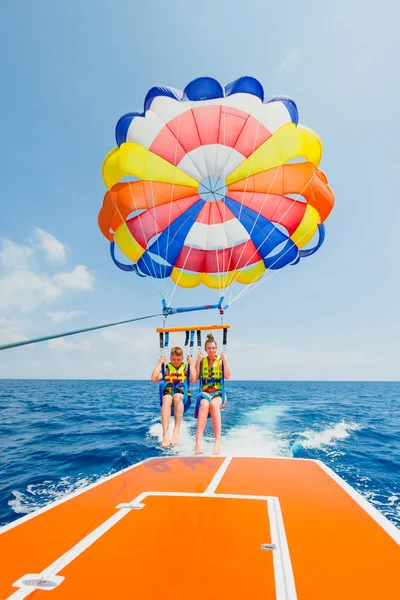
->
[164, 362, 186, 383]
[201, 357, 222, 391]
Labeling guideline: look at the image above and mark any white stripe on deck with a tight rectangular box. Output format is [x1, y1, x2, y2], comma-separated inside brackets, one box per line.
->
[204, 456, 232, 494]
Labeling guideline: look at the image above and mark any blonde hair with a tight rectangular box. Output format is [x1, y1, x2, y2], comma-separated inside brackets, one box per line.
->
[205, 333, 217, 350]
[170, 346, 183, 357]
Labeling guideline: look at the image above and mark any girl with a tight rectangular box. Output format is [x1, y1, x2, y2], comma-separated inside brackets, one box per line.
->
[195, 333, 231, 455]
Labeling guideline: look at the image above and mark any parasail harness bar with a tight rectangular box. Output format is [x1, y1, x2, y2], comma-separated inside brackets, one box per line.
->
[161, 297, 227, 317]
[157, 325, 230, 354]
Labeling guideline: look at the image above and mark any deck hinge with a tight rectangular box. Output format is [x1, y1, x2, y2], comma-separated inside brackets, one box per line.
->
[117, 502, 145, 510]
[261, 543, 277, 551]
[13, 574, 64, 591]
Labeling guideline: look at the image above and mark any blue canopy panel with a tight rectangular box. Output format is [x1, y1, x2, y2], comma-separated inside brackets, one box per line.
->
[110, 242, 147, 276]
[264, 95, 298, 125]
[115, 112, 143, 147]
[224, 76, 264, 102]
[299, 223, 325, 257]
[182, 77, 224, 102]
[136, 199, 205, 278]
[144, 85, 183, 113]
[223, 196, 299, 269]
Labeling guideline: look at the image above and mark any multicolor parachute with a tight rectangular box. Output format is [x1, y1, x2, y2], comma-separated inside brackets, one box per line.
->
[98, 76, 334, 292]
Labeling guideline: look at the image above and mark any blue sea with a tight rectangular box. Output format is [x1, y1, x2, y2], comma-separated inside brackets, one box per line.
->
[0, 379, 399, 529]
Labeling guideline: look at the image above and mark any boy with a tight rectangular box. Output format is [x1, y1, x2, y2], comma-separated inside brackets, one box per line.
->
[151, 347, 196, 447]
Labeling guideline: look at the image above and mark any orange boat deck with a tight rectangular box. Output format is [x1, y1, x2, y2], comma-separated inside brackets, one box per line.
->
[1, 456, 399, 599]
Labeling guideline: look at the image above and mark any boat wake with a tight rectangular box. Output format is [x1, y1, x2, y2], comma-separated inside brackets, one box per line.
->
[291, 421, 361, 456]
[147, 406, 361, 459]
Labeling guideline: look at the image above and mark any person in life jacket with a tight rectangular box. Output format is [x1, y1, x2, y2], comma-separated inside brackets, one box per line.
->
[194, 333, 231, 455]
[151, 347, 196, 448]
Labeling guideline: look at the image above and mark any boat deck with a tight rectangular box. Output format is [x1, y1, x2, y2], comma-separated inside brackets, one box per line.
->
[1, 456, 399, 599]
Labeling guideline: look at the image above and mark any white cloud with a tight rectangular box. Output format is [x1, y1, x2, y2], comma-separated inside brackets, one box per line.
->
[100, 327, 155, 352]
[46, 310, 88, 324]
[0, 270, 61, 313]
[0, 240, 33, 270]
[48, 338, 93, 351]
[0, 317, 27, 345]
[53, 265, 94, 291]
[0, 235, 94, 315]
[35, 228, 67, 263]
[274, 49, 300, 75]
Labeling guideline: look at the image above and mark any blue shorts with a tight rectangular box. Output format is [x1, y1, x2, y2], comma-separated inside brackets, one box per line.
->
[194, 392, 226, 419]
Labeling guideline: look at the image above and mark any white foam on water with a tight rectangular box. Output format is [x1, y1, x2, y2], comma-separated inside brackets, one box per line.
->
[296, 421, 361, 450]
[219, 405, 292, 457]
[148, 417, 199, 454]
[220, 424, 290, 457]
[148, 404, 291, 457]
[148, 407, 365, 462]
[9, 475, 95, 515]
[360, 489, 400, 524]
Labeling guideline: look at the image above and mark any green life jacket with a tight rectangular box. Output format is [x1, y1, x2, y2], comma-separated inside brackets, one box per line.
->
[201, 357, 222, 391]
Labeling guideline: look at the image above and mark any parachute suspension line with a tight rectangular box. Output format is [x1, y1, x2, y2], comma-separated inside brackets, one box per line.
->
[227, 276, 236, 307]
[166, 196, 209, 307]
[161, 203, 209, 307]
[225, 123, 319, 308]
[225, 116, 283, 294]
[118, 177, 164, 298]
[166, 99, 234, 304]
[164, 98, 203, 307]
[228, 219, 320, 307]
[216, 100, 244, 299]
[237, 169, 317, 272]
[227, 167, 318, 307]
[0, 312, 163, 352]
[213, 188, 225, 299]
[215, 101, 228, 298]
[223, 118, 263, 293]
[217, 105, 252, 302]
[189, 96, 228, 299]
[162, 109, 183, 285]
[168, 288, 191, 308]
[146, 135, 169, 301]
[225, 112, 319, 302]
[212, 99, 244, 299]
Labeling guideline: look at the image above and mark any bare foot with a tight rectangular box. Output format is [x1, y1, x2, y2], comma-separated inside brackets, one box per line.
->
[195, 445, 202, 455]
[162, 434, 170, 448]
[170, 432, 180, 445]
[212, 439, 221, 455]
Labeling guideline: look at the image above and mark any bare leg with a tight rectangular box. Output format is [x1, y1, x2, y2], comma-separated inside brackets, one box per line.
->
[161, 395, 172, 447]
[195, 399, 209, 454]
[210, 396, 223, 455]
[171, 393, 184, 445]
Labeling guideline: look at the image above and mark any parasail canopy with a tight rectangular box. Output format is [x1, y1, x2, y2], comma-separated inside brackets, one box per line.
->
[98, 76, 334, 295]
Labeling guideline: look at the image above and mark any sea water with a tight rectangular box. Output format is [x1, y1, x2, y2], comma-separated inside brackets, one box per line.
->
[0, 379, 399, 528]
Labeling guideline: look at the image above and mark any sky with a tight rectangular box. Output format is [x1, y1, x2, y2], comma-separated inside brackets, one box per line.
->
[0, 0, 399, 380]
